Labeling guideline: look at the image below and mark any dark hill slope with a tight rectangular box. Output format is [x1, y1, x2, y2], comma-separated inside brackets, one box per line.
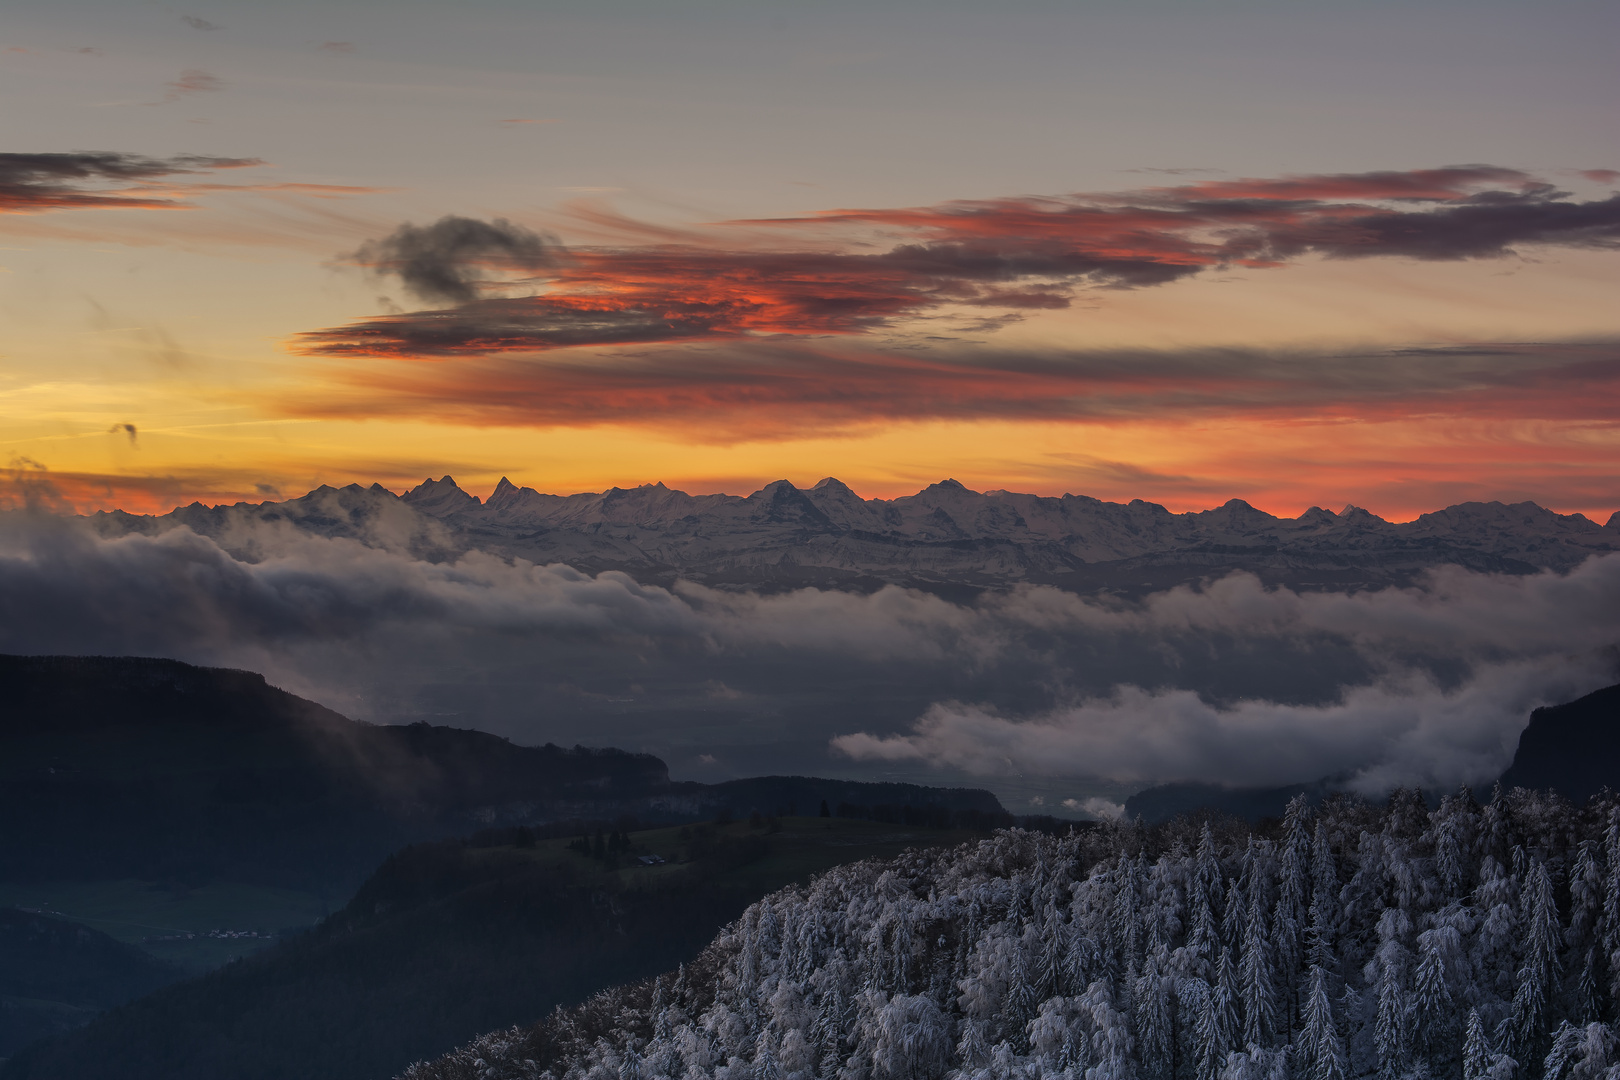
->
[0, 655, 667, 891]
[0, 655, 1003, 893]
[0, 818, 994, 1080]
[1499, 681, 1620, 802]
[0, 909, 180, 1060]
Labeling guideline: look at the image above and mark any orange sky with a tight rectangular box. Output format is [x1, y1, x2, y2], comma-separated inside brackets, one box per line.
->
[2, 4, 1617, 525]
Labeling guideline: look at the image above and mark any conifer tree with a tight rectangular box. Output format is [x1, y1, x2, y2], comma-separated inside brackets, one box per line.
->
[1515, 859, 1562, 1058]
[1273, 798, 1311, 1033]
[1370, 908, 1414, 1079]
[1241, 879, 1279, 1049]
[1297, 965, 1346, 1080]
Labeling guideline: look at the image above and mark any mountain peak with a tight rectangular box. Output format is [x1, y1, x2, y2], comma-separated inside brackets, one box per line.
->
[402, 476, 481, 514]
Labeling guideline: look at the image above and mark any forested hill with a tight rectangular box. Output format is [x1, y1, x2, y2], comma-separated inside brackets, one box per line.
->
[410, 787, 1620, 1080]
[0, 654, 1002, 892]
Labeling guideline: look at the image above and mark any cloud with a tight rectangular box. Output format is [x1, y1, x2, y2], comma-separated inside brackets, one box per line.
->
[832, 557, 1620, 791]
[294, 167, 1620, 365]
[0, 151, 261, 213]
[2, 483, 1618, 792]
[280, 338, 1620, 439]
[153, 69, 225, 104]
[180, 15, 222, 31]
[319, 41, 356, 54]
[346, 216, 560, 305]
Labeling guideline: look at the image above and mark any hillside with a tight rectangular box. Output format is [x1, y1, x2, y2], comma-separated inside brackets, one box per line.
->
[94, 477, 1620, 593]
[0, 909, 180, 1061]
[402, 786, 1620, 1080]
[0, 654, 1002, 893]
[0, 817, 999, 1080]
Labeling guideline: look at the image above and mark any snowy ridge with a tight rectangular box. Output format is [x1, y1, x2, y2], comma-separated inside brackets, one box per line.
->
[405, 789, 1620, 1080]
[96, 478, 1620, 592]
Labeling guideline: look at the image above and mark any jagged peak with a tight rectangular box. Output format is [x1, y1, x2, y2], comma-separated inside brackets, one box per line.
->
[810, 477, 857, 496]
[401, 475, 481, 509]
[1607, 511, 1620, 530]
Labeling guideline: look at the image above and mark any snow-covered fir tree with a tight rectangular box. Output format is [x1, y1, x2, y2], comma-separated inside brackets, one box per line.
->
[406, 788, 1620, 1080]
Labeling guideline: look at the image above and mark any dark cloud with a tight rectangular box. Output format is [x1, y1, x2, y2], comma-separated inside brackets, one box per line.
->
[1, 500, 1616, 793]
[180, 15, 222, 31]
[298, 167, 1620, 361]
[347, 216, 560, 306]
[0, 151, 261, 212]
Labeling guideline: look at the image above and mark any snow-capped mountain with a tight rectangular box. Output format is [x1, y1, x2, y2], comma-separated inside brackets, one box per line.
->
[96, 477, 1620, 593]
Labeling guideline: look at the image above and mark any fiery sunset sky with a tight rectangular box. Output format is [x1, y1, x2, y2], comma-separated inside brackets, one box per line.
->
[3, 0, 1617, 520]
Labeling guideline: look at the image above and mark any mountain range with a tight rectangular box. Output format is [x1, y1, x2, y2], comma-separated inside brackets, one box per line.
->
[95, 477, 1620, 592]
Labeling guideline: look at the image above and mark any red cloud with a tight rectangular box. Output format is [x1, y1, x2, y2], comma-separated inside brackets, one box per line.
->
[296, 167, 1620, 362]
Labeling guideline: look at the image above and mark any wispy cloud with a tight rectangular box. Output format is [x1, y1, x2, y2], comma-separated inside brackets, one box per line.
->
[281, 338, 1620, 439]
[150, 68, 226, 105]
[0, 152, 262, 213]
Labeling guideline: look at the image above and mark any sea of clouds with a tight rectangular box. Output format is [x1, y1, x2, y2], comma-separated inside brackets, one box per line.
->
[1, 499, 1616, 799]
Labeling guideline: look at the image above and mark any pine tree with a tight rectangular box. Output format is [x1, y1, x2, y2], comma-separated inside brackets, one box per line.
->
[1567, 840, 1608, 1023]
[1369, 908, 1414, 1079]
[1463, 1008, 1493, 1080]
[1275, 797, 1312, 1028]
[1241, 879, 1279, 1049]
[1136, 955, 1175, 1080]
[1604, 809, 1620, 1021]
[1515, 859, 1562, 1057]
[1297, 965, 1346, 1080]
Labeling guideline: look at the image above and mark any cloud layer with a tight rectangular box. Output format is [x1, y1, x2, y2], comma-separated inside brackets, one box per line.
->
[297, 167, 1620, 360]
[283, 338, 1620, 438]
[2, 495, 1616, 796]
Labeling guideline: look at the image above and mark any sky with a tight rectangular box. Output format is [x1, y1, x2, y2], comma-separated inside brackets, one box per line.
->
[3, 0, 1619, 521]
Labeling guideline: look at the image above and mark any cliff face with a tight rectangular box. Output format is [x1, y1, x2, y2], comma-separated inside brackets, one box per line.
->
[1499, 681, 1620, 803]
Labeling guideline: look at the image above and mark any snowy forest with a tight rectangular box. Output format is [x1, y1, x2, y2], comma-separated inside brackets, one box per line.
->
[408, 787, 1620, 1080]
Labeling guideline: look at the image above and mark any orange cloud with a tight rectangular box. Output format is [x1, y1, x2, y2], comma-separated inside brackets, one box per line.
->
[295, 167, 1620, 363]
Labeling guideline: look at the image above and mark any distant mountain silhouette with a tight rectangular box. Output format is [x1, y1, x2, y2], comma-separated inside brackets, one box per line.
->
[0, 655, 1002, 894]
[1499, 682, 1620, 803]
[95, 476, 1620, 594]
